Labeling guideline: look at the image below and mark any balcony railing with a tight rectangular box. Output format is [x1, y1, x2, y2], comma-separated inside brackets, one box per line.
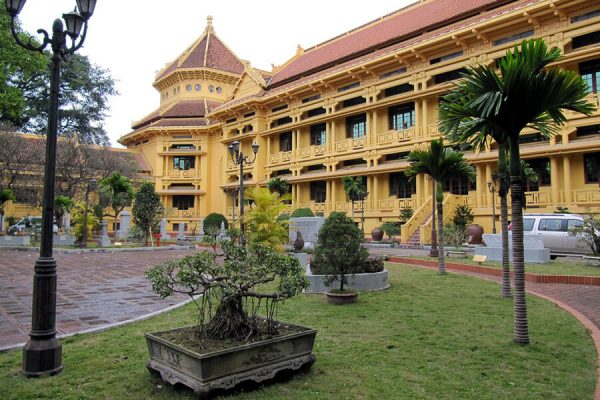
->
[377, 198, 416, 211]
[165, 208, 196, 218]
[335, 137, 366, 152]
[299, 144, 326, 158]
[269, 151, 292, 165]
[168, 169, 196, 178]
[376, 128, 416, 145]
[572, 188, 600, 205]
[298, 202, 326, 213]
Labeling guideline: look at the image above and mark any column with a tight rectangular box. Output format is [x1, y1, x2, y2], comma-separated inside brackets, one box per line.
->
[331, 120, 337, 152]
[421, 98, 428, 139]
[365, 111, 371, 146]
[485, 164, 493, 207]
[366, 176, 372, 210]
[291, 184, 296, 208]
[563, 156, 572, 205]
[373, 175, 379, 211]
[296, 129, 301, 158]
[331, 180, 337, 210]
[416, 175, 424, 206]
[326, 180, 332, 212]
[266, 136, 271, 162]
[475, 164, 483, 208]
[550, 157, 560, 204]
[291, 131, 296, 154]
[326, 121, 332, 153]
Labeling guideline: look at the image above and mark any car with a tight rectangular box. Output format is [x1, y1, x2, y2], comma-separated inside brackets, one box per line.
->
[8, 216, 42, 234]
[516, 213, 593, 255]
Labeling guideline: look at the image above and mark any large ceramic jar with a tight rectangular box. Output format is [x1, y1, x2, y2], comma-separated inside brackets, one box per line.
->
[371, 227, 384, 242]
[466, 224, 484, 244]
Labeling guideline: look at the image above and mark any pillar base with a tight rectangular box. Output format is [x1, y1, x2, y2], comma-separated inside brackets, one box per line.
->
[22, 337, 63, 377]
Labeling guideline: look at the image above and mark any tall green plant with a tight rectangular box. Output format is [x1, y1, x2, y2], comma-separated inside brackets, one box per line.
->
[440, 38, 595, 344]
[341, 176, 366, 221]
[132, 182, 164, 245]
[54, 195, 74, 230]
[266, 177, 291, 197]
[245, 187, 290, 251]
[406, 139, 475, 274]
[99, 172, 134, 220]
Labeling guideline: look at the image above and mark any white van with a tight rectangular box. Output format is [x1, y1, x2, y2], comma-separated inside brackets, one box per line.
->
[519, 213, 592, 255]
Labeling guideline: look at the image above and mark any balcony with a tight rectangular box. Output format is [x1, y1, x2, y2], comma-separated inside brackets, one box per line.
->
[298, 202, 326, 213]
[167, 169, 197, 178]
[165, 208, 196, 218]
[335, 137, 366, 152]
[377, 198, 416, 212]
[376, 128, 415, 145]
[269, 151, 292, 165]
[299, 144, 326, 159]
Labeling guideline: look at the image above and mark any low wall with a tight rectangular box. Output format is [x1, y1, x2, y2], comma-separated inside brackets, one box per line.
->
[304, 269, 389, 293]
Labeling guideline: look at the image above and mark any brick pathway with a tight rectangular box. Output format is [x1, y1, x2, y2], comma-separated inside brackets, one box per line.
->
[0, 248, 197, 349]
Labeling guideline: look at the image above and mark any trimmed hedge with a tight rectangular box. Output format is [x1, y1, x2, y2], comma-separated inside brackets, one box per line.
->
[203, 213, 228, 233]
[290, 207, 315, 218]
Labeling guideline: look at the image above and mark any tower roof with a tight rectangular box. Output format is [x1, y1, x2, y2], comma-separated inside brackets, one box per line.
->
[155, 16, 245, 83]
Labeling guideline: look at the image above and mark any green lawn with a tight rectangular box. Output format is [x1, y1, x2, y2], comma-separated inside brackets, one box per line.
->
[409, 255, 600, 276]
[0, 264, 596, 400]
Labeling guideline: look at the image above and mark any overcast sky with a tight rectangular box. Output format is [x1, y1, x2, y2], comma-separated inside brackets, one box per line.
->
[18, 0, 415, 146]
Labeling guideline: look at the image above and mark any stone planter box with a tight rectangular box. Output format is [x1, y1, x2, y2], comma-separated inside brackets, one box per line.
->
[446, 250, 468, 258]
[53, 234, 75, 246]
[0, 235, 30, 246]
[145, 321, 317, 397]
[305, 269, 389, 293]
[583, 256, 600, 267]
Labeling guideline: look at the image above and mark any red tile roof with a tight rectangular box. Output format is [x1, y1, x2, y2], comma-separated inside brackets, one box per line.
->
[132, 99, 222, 130]
[268, 0, 511, 87]
[156, 24, 244, 82]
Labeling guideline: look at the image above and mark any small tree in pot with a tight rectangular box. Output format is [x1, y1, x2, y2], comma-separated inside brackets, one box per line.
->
[314, 212, 368, 304]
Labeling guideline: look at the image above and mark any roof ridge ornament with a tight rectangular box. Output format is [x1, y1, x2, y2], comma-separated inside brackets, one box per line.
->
[205, 15, 214, 34]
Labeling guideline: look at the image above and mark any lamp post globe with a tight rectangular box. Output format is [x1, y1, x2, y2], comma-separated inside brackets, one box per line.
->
[5, 0, 95, 377]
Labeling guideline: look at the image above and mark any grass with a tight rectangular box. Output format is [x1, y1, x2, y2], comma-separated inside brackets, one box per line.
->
[0, 264, 596, 400]
[407, 255, 600, 276]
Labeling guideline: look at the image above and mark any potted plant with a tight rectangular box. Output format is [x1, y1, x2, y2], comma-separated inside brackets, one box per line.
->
[144, 241, 314, 397]
[313, 212, 368, 304]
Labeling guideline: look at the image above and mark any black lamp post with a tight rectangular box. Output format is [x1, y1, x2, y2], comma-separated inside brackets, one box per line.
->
[80, 179, 97, 248]
[488, 172, 498, 234]
[228, 141, 259, 242]
[5, 0, 97, 377]
[358, 191, 369, 236]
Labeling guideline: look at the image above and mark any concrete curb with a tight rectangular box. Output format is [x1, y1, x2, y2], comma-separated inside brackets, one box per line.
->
[0, 295, 201, 353]
[388, 259, 600, 400]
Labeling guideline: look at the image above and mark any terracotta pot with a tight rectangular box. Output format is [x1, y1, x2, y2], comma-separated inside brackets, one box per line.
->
[326, 290, 358, 305]
[466, 224, 484, 245]
[371, 227, 384, 242]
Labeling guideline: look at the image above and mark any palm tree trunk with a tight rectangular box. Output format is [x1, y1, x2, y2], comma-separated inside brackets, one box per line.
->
[436, 184, 446, 274]
[509, 138, 529, 344]
[498, 146, 511, 298]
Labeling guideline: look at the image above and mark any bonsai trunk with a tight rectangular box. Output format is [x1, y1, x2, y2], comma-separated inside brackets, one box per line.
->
[436, 182, 446, 274]
[498, 146, 511, 298]
[204, 294, 253, 341]
[509, 138, 529, 344]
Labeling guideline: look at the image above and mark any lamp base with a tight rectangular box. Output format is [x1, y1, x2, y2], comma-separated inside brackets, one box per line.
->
[22, 337, 63, 377]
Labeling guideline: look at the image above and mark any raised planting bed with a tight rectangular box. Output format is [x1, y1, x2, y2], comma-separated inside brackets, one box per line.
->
[145, 320, 316, 397]
[305, 269, 389, 293]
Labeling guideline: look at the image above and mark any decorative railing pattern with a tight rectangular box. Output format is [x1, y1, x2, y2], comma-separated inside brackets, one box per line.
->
[299, 145, 326, 158]
[165, 208, 196, 218]
[335, 137, 366, 152]
[572, 189, 600, 205]
[376, 128, 416, 144]
[168, 169, 196, 178]
[269, 151, 292, 165]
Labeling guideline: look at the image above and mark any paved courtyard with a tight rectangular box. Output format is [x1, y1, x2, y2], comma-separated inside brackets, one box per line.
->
[0, 248, 197, 350]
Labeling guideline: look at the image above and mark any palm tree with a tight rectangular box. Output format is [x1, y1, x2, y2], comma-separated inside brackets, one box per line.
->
[54, 195, 75, 231]
[341, 176, 366, 221]
[442, 38, 594, 344]
[0, 188, 16, 233]
[245, 186, 290, 251]
[406, 139, 475, 274]
[266, 177, 291, 197]
[99, 172, 134, 221]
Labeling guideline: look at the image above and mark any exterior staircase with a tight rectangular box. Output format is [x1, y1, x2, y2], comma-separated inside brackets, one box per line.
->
[397, 212, 431, 249]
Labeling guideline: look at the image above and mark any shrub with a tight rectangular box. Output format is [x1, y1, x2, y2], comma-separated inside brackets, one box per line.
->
[203, 213, 228, 233]
[452, 204, 474, 230]
[399, 207, 414, 223]
[290, 208, 315, 218]
[313, 212, 368, 292]
[381, 221, 401, 240]
[245, 187, 290, 251]
[568, 214, 600, 255]
[311, 256, 383, 274]
[443, 223, 468, 250]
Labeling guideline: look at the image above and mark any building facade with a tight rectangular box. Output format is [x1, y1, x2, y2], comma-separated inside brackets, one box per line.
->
[118, 0, 600, 243]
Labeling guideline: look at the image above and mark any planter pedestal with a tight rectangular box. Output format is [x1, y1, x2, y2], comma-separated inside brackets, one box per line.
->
[145, 322, 316, 397]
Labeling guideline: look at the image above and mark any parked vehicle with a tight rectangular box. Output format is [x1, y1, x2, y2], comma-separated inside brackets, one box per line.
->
[8, 216, 42, 234]
[518, 213, 592, 255]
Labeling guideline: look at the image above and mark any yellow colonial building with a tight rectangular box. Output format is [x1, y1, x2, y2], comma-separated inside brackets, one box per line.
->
[118, 0, 600, 244]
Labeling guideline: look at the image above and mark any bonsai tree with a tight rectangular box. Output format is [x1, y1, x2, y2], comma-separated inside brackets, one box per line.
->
[245, 187, 290, 251]
[146, 241, 309, 339]
[381, 221, 401, 241]
[569, 214, 600, 256]
[341, 176, 367, 221]
[99, 172, 134, 221]
[406, 139, 475, 275]
[54, 195, 74, 231]
[132, 182, 164, 245]
[203, 212, 228, 234]
[290, 207, 315, 218]
[0, 188, 16, 233]
[313, 212, 368, 293]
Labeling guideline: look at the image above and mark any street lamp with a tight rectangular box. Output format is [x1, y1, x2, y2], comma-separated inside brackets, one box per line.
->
[80, 179, 97, 248]
[5, 0, 97, 377]
[228, 141, 259, 242]
[488, 172, 498, 234]
[358, 191, 369, 236]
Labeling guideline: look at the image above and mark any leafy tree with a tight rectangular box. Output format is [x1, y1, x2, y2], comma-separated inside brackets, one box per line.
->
[203, 213, 228, 234]
[440, 39, 594, 344]
[132, 182, 164, 245]
[568, 214, 600, 256]
[0, 188, 16, 232]
[313, 212, 368, 292]
[406, 139, 475, 274]
[341, 176, 367, 221]
[290, 207, 315, 218]
[54, 195, 74, 230]
[381, 221, 401, 241]
[452, 205, 474, 231]
[245, 187, 290, 251]
[99, 172, 134, 221]
[71, 202, 98, 241]
[266, 177, 290, 197]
